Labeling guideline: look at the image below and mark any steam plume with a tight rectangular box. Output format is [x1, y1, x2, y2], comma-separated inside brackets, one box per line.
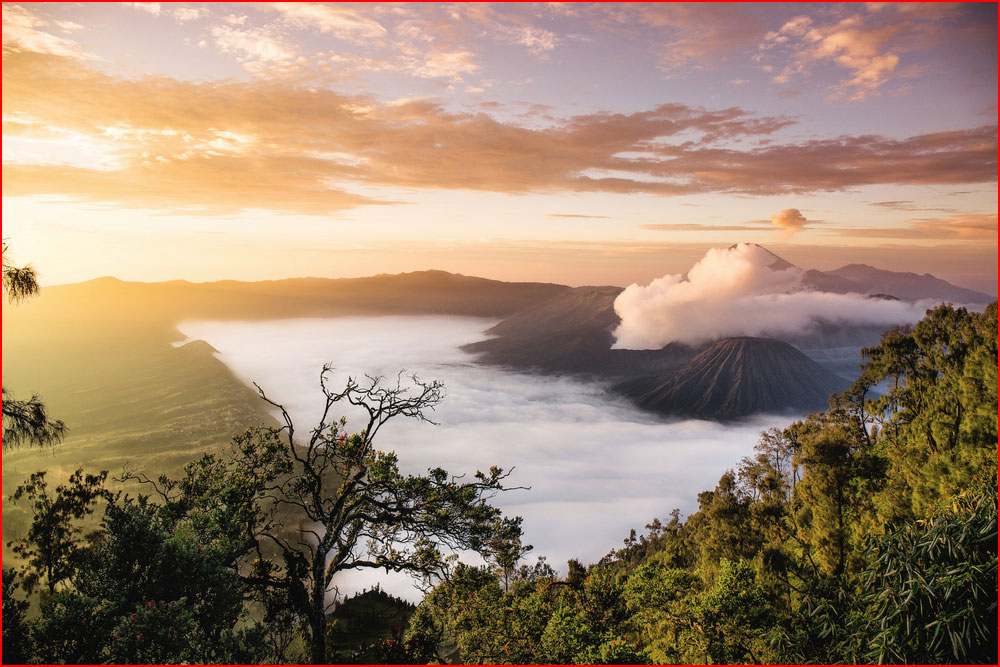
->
[612, 243, 927, 349]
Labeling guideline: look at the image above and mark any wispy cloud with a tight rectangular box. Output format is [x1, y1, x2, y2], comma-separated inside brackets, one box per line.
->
[410, 49, 479, 79]
[454, 4, 562, 56]
[172, 7, 207, 24]
[870, 200, 958, 213]
[125, 2, 161, 17]
[268, 2, 387, 43]
[634, 3, 769, 72]
[2, 4, 94, 60]
[758, 4, 977, 99]
[827, 213, 998, 240]
[210, 24, 298, 71]
[640, 222, 772, 232]
[2, 51, 995, 215]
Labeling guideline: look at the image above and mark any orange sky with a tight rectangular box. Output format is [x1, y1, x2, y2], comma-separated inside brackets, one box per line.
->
[2, 3, 996, 291]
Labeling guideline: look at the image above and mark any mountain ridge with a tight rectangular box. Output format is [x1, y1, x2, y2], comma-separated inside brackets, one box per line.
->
[8, 253, 994, 422]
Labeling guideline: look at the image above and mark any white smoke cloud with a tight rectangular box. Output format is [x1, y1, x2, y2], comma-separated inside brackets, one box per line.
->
[612, 243, 928, 349]
[770, 207, 808, 237]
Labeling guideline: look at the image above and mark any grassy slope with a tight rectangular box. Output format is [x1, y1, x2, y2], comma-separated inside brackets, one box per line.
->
[2, 314, 278, 561]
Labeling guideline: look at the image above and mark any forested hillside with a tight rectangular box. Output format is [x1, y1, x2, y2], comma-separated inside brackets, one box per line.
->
[404, 302, 998, 665]
[2, 303, 996, 664]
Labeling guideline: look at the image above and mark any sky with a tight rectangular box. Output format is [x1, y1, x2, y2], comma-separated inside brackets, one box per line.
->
[2, 2, 997, 291]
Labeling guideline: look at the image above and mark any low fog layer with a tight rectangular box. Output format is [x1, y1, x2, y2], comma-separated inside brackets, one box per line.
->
[612, 243, 931, 349]
[178, 316, 783, 602]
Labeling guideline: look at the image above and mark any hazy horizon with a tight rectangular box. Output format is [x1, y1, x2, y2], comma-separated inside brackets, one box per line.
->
[26, 247, 1000, 297]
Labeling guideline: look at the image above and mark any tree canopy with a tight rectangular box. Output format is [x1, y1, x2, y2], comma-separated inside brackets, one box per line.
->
[405, 303, 998, 664]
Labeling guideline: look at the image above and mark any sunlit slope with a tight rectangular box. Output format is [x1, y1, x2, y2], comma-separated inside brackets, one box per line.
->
[1, 270, 570, 557]
[2, 313, 278, 560]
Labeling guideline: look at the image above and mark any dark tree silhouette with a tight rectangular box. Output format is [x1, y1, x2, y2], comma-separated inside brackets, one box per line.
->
[2, 242, 40, 304]
[1, 242, 66, 449]
[243, 367, 526, 664]
[7, 469, 108, 595]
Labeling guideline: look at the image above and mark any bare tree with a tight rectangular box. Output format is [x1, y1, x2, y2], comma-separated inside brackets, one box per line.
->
[229, 366, 526, 664]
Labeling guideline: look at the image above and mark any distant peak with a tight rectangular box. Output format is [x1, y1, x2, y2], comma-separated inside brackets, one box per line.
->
[727, 242, 798, 271]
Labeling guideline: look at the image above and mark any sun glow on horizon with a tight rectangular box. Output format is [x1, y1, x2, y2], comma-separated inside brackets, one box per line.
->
[2, 2, 996, 292]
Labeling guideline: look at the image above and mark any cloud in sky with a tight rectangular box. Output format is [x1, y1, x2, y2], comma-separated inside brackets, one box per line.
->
[269, 2, 387, 43]
[125, 2, 161, 17]
[763, 13, 902, 99]
[456, 3, 561, 56]
[628, 3, 769, 71]
[211, 24, 299, 70]
[826, 213, 998, 241]
[870, 200, 957, 213]
[756, 4, 985, 99]
[770, 208, 808, 237]
[612, 243, 929, 349]
[2, 50, 995, 216]
[1, 4, 94, 60]
[640, 222, 772, 233]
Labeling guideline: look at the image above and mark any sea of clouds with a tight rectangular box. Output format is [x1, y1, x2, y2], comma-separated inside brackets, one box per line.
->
[178, 316, 788, 602]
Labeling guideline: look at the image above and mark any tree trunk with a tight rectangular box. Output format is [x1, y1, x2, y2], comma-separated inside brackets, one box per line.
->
[308, 563, 328, 664]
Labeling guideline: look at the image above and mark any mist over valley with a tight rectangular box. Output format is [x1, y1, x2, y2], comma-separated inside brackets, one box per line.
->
[176, 315, 787, 601]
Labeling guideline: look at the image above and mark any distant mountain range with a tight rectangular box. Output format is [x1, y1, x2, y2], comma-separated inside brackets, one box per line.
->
[6, 247, 993, 423]
[460, 245, 993, 419]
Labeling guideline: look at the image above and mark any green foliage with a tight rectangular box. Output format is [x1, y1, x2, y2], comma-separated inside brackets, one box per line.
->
[411, 302, 998, 665]
[788, 407, 884, 577]
[107, 599, 198, 664]
[1, 386, 67, 450]
[1, 570, 32, 664]
[326, 587, 417, 664]
[693, 559, 774, 664]
[7, 469, 108, 595]
[30, 591, 112, 664]
[539, 606, 596, 664]
[858, 469, 997, 664]
[574, 634, 650, 665]
[74, 493, 255, 656]
[771, 469, 998, 665]
[853, 303, 998, 523]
